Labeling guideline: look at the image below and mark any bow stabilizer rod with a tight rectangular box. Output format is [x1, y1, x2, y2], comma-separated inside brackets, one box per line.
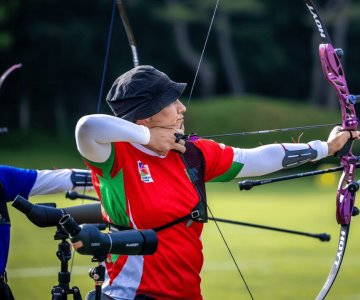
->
[209, 217, 330, 242]
[239, 163, 360, 191]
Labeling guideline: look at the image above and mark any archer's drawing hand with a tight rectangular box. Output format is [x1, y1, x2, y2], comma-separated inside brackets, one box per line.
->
[146, 127, 186, 156]
[327, 126, 360, 156]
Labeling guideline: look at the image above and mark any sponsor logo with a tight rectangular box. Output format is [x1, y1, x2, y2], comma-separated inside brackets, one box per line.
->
[306, 4, 326, 38]
[138, 161, 154, 183]
[334, 229, 346, 268]
[126, 243, 140, 247]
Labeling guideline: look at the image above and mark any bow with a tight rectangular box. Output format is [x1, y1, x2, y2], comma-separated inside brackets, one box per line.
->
[0, 64, 22, 135]
[240, 1, 360, 298]
[303, 0, 359, 298]
[0, 64, 22, 91]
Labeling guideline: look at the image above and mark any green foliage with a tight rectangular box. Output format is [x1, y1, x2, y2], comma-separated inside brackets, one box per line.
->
[156, 2, 202, 23]
[1, 0, 360, 133]
[156, 0, 265, 23]
[186, 95, 340, 147]
[219, 0, 265, 14]
[0, 32, 12, 49]
[0, 2, 18, 49]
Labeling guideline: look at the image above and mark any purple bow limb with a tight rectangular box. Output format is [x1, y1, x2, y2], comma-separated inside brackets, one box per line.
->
[336, 156, 357, 225]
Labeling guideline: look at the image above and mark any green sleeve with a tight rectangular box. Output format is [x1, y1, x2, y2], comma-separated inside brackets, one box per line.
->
[210, 161, 244, 182]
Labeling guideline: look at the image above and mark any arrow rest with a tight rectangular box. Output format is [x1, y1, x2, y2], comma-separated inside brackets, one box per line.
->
[346, 94, 360, 105]
[334, 48, 344, 58]
[174, 133, 199, 143]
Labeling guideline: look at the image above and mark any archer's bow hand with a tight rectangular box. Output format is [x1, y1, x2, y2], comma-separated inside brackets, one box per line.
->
[327, 126, 360, 156]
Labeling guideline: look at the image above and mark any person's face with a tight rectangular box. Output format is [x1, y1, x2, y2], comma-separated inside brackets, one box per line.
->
[138, 99, 186, 130]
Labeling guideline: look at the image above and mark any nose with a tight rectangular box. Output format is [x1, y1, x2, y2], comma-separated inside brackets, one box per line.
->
[176, 100, 186, 114]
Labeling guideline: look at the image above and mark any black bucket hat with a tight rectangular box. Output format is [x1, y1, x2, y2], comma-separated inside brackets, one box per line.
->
[106, 65, 187, 122]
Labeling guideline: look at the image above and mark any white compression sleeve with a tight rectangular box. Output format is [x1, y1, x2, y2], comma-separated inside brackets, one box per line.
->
[75, 114, 151, 163]
[30, 169, 73, 196]
[234, 140, 328, 177]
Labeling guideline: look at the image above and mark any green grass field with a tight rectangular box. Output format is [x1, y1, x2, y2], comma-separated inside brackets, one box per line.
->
[3, 95, 360, 299]
[6, 178, 360, 300]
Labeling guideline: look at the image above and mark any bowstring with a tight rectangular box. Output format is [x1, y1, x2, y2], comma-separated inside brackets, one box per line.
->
[207, 205, 255, 299]
[97, 0, 117, 114]
[186, 0, 219, 107]
[186, 0, 254, 298]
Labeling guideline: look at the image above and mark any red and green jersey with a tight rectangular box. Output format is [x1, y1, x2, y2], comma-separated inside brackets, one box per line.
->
[85, 139, 242, 300]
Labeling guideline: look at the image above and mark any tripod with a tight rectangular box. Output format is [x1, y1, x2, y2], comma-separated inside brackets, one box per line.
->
[88, 256, 106, 300]
[51, 226, 82, 300]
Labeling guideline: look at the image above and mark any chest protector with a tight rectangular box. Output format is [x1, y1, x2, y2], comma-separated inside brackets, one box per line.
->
[153, 141, 208, 232]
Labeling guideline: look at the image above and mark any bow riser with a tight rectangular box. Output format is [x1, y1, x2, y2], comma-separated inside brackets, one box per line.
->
[319, 44, 357, 130]
[319, 43, 358, 227]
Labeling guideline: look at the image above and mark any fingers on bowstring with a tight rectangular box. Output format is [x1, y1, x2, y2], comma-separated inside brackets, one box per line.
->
[174, 134, 186, 152]
[174, 133, 182, 143]
[174, 131, 186, 145]
[170, 133, 184, 153]
[177, 138, 185, 146]
[173, 143, 186, 153]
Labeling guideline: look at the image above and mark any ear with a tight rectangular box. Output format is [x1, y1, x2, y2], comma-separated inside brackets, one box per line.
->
[135, 118, 151, 126]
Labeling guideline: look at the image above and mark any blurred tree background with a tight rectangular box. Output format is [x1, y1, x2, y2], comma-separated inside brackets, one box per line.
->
[1, 0, 360, 138]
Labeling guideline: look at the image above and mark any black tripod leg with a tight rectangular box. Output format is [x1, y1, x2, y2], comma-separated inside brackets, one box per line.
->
[88, 260, 106, 300]
[95, 286, 102, 300]
[52, 286, 66, 300]
[71, 286, 82, 300]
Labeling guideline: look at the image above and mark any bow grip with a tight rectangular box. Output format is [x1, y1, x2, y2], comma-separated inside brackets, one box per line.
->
[335, 139, 353, 158]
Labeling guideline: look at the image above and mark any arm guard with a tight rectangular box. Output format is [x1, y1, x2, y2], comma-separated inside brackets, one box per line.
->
[281, 144, 317, 168]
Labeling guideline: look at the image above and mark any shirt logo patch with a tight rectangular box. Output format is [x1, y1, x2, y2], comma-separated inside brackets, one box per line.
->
[138, 161, 154, 183]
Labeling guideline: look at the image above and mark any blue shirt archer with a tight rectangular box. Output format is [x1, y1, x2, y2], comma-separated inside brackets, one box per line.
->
[0, 165, 37, 275]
